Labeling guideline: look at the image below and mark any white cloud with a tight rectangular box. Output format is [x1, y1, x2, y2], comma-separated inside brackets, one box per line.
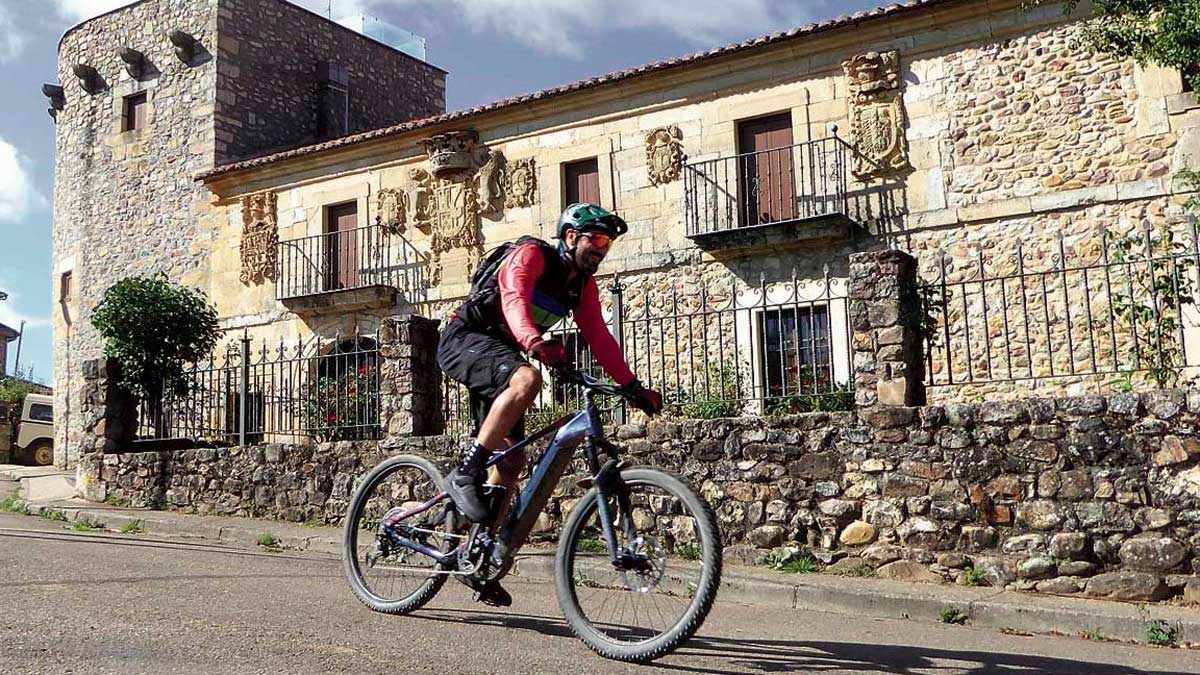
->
[299, 0, 824, 59]
[0, 278, 50, 333]
[0, 138, 44, 225]
[0, 1, 28, 63]
[54, 0, 138, 23]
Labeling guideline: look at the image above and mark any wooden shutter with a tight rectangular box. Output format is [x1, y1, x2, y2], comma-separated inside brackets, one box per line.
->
[325, 202, 359, 290]
[124, 93, 148, 132]
[565, 158, 600, 206]
[736, 113, 796, 226]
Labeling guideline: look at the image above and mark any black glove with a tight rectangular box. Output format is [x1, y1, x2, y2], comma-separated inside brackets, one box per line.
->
[530, 339, 570, 367]
[623, 380, 663, 415]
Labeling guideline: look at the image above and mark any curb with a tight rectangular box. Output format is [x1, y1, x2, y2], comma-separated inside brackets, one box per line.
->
[19, 502, 1200, 647]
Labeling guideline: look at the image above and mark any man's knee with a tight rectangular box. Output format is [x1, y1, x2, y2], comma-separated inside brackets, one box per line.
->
[509, 366, 542, 400]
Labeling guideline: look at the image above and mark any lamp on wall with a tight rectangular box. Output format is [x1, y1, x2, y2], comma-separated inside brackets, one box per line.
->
[118, 47, 146, 78]
[168, 30, 196, 64]
[72, 63, 101, 94]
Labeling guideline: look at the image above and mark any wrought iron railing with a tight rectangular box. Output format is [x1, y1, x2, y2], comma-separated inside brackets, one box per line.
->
[275, 222, 428, 300]
[441, 269, 855, 436]
[920, 223, 1200, 390]
[135, 332, 382, 443]
[683, 136, 851, 238]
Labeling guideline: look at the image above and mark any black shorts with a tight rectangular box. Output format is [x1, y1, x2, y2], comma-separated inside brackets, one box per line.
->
[436, 319, 529, 440]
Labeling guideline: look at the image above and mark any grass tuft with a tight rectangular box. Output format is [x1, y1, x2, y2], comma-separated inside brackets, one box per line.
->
[120, 519, 144, 534]
[938, 607, 969, 625]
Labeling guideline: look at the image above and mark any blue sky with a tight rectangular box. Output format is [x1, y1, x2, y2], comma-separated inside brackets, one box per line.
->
[0, 0, 889, 384]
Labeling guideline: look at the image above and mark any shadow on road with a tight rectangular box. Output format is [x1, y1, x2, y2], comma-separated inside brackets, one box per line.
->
[415, 608, 1193, 675]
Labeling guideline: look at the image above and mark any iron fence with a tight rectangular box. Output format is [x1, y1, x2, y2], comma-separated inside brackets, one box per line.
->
[920, 223, 1200, 389]
[135, 332, 382, 443]
[683, 136, 850, 237]
[440, 268, 855, 437]
[275, 222, 428, 300]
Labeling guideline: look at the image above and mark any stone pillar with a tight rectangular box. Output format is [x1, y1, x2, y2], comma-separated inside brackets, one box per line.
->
[379, 315, 443, 437]
[75, 358, 136, 501]
[848, 250, 926, 408]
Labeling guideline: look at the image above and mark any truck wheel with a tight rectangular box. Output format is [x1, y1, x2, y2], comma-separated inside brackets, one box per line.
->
[29, 442, 53, 466]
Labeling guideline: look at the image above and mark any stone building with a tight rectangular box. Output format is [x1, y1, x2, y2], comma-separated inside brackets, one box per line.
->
[50, 0, 445, 466]
[53, 0, 1200, 466]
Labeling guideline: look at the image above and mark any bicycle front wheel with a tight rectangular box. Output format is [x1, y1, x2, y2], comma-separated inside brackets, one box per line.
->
[555, 467, 722, 663]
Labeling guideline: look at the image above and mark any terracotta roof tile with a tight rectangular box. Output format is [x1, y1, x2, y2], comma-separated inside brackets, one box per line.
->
[198, 0, 960, 181]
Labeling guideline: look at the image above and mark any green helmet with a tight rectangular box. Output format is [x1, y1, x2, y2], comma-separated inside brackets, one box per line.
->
[556, 203, 628, 240]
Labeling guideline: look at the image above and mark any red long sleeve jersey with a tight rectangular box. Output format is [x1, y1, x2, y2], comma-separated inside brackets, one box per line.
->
[496, 242, 637, 387]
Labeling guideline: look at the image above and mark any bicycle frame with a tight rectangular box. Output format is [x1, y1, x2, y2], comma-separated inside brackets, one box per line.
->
[384, 386, 630, 573]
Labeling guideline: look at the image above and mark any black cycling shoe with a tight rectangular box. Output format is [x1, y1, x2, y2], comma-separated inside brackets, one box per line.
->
[445, 465, 490, 523]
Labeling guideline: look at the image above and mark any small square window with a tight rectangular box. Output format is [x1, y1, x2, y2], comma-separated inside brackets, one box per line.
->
[59, 271, 72, 302]
[122, 92, 148, 132]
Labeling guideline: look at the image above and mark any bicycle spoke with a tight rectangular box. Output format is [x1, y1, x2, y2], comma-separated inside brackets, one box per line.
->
[566, 478, 710, 646]
[346, 460, 452, 608]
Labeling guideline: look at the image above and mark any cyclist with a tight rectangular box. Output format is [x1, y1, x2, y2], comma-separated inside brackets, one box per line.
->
[436, 203, 663, 604]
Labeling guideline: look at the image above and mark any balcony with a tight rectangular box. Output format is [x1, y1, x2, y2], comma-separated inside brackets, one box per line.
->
[275, 223, 428, 315]
[683, 137, 857, 253]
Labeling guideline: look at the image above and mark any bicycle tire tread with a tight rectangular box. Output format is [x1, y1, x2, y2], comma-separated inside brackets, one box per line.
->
[555, 467, 723, 663]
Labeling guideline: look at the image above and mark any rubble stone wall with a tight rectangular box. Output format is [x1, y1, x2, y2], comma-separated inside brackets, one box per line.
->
[87, 388, 1200, 602]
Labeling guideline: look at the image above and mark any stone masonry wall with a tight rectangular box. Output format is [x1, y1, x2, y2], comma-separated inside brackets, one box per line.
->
[54, 0, 220, 469]
[53, 0, 447, 469]
[214, 0, 446, 163]
[90, 387, 1200, 603]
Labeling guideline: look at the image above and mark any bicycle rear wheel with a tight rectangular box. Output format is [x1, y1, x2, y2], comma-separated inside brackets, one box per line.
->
[555, 467, 721, 663]
[342, 454, 457, 614]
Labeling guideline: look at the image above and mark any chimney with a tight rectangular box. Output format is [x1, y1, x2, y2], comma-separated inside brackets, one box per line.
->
[317, 61, 350, 139]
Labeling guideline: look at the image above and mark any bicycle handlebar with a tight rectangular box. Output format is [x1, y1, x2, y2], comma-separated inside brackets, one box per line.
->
[550, 364, 634, 402]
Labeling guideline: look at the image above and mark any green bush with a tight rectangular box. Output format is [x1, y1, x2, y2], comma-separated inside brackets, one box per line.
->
[0, 366, 45, 405]
[91, 275, 220, 398]
[762, 364, 854, 415]
[664, 363, 746, 420]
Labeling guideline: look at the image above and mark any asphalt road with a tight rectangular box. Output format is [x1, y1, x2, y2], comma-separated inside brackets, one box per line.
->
[1, 513, 1196, 675]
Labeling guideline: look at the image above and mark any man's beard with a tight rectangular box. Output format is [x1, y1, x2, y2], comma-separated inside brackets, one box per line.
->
[578, 251, 603, 275]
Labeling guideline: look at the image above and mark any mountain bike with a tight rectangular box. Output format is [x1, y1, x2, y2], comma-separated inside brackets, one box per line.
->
[341, 365, 722, 663]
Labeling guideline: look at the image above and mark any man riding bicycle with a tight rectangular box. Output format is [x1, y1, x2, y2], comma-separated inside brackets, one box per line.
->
[436, 203, 664, 605]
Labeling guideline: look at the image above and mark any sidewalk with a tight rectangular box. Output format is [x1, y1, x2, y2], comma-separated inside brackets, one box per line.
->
[12, 497, 1199, 648]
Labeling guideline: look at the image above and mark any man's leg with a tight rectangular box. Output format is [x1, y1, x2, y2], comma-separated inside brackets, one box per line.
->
[447, 366, 541, 523]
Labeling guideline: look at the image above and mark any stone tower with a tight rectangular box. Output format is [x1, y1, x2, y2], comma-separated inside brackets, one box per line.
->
[51, 0, 446, 467]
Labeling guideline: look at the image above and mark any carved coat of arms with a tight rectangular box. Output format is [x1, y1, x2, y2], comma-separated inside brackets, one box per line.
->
[645, 126, 685, 186]
[239, 191, 278, 285]
[503, 157, 538, 209]
[842, 50, 909, 179]
[391, 130, 508, 286]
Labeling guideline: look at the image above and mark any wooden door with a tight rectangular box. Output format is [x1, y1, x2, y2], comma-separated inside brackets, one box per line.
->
[325, 202, 359, 290]
[736, 113, 795, 226]
[565, 158, 601, 206]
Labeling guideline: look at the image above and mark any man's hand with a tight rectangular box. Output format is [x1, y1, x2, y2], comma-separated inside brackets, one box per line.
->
[530, 338, 570, 367]
[623, 380, 663, 415]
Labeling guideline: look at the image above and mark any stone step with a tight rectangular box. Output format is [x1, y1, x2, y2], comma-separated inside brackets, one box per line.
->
[18, 470, 76, 503]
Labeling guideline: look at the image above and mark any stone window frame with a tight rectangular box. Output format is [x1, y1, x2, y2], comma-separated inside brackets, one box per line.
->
[1167, 66, 1200, 116]
[535, 139, 616, 228]
[109, 80, 156, 141]
[735, 297, 853, 414]
[290, 183, 373, 292]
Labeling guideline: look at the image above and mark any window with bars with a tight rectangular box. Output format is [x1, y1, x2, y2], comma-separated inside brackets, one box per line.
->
[758, 306, 833, 399]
